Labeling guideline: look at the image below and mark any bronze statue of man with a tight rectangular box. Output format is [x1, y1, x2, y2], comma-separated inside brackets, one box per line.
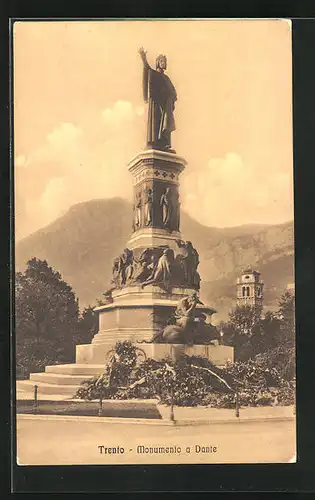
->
[138, 47, 177, 151]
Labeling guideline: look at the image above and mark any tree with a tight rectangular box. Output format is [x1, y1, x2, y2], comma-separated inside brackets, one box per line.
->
[276, 290, 295, 347]
[74, 306, 98, 345]
[22, 258, 79, 339]
[15, 258, 80, 378]
[221, 305, 262, 361]
[221, 305, 280, 361]
[258, 311, 281, 351]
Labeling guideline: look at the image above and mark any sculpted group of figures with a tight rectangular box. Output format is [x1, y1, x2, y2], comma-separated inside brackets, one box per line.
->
[133, 185, 180, 231]
[111, 240, 200, 291]
[140, 292, 220, 345]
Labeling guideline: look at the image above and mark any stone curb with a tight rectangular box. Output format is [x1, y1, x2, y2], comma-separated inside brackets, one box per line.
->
[16, 414, 172, 425]
[171, 416, 295, 426]
[17, 413, 295, 426]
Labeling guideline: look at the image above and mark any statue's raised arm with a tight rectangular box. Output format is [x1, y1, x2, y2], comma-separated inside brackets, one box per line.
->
[138, 46, 150, 68]
[138, 47, 177, 152]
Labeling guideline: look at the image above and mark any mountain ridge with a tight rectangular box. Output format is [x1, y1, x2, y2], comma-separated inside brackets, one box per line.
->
[15, 198, 294, 321]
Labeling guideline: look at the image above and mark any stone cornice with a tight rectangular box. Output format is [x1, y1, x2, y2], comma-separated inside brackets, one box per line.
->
[128, 149, 187, 173]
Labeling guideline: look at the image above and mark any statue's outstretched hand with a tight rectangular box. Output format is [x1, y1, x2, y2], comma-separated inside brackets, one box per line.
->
[138, 46, 147, 56]
[138, 47, 148, 61]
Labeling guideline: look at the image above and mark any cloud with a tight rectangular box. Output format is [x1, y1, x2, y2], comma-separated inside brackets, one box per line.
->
[15, 136, 294, 240]
[181, 152, 293, 227]
[15, 101, 145, 239]
[102, 101, 144, 132]
[46, 122, 83, 149]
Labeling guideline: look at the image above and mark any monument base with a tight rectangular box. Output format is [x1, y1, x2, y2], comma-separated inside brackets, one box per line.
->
[76, 342, 234, 367]
[92, 285, 216, 344]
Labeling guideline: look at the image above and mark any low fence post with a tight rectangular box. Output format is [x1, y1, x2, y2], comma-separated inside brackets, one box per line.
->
[235, 391, 240, 418]
[170, 396, 175, 422]
[169, 378, 175, 423]
[33, 385, 38, 414]
[98, 386, 103, 417]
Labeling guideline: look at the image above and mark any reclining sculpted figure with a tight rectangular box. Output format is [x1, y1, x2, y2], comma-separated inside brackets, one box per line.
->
[140, 293, 203, 344]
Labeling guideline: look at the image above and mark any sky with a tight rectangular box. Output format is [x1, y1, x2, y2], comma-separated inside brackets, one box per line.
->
[14, 20, 293, 240]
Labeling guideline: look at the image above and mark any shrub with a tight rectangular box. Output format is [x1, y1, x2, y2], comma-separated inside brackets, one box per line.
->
[277, 379, 296, 406]
[221, 358, 283, 390]
[254, 346, 295, 381]
[75, 342, 295, 408]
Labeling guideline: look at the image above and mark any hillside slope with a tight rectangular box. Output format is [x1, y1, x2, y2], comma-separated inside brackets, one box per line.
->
[16, 198, 294, 320]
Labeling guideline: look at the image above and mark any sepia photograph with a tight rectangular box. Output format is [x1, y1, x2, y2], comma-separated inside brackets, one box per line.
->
[13, 19, 295, 465]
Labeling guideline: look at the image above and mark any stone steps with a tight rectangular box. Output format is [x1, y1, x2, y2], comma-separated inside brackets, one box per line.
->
[17, 380, 81, 396]
[16, 364, 106, 399]
[16, 390, 73, 401]
[30, 372, 95, 385]
[45, 364, 104, 375]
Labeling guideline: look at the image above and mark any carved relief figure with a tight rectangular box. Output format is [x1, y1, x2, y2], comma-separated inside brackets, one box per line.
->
[111, 241, 201, 291]
[142, 293, 203, 344]
[122, 248, 134, 284]
[111, 255, 124, 287]
[173, 188, 180, 231]
[193, 313, 220, 345]
[133, 248, 155, 283]
[173, 293, 201, 330]
[111, 248, 134, 288]
[139, 47, 177, 151]
[175, 240, 200, 288]
[132, 203, 136, 232]
[144, 187, 153, 226]
[135, 192, 142, 228]
[160, 187, 173, 228]
[141, 247, 174, 290]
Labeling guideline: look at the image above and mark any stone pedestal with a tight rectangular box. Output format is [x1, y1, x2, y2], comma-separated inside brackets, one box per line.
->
[76, 342, 234, 367]
[92, 285, 216, 344]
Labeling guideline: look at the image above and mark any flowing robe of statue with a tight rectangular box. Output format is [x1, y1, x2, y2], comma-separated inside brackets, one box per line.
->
[144, 188, 153, 226]
[141, 55, 177, 149]
[142, 248, 174, 288]
[135, 193, 142, 228]
[176, 240, 200, 286]
[160, 187, 173, 227]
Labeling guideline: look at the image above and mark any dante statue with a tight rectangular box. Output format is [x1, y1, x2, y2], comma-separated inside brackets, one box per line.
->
[138, 47, 177, 151]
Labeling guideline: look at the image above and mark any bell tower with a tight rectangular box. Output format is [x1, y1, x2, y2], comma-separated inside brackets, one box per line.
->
[236, 268, 264, 310]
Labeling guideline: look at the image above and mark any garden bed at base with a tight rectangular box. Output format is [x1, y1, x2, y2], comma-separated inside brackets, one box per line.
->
[16, 399, 162, 419]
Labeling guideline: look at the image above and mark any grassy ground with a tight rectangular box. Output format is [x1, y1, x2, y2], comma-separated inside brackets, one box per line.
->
[16, 399, 162, 419]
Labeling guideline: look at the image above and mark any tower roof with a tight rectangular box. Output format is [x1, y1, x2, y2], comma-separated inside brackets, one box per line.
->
[243, 267, 260, 275]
